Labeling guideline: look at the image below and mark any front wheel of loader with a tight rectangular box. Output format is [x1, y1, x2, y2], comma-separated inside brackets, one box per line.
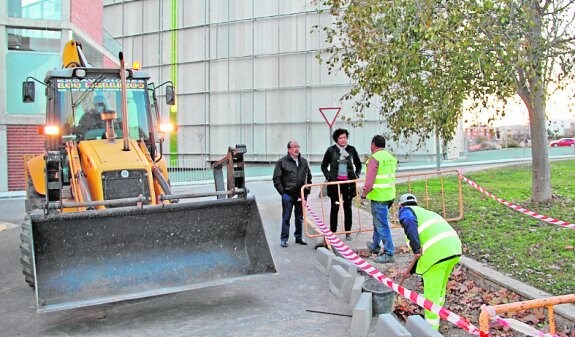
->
[20, 216, 35, 288]
[25, 177, 44, 213]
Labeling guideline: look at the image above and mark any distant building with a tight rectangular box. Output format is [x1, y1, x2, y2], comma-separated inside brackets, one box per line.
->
[547, 119, 575, 138]
[0, 1, 467, 192]
[0, 0, 119, 191]
[103, 0, 464, 168]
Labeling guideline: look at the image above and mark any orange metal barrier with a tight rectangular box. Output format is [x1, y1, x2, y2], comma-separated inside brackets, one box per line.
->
[392, 169, 464, 224]
[479, 294, 575, 336]
[301, 169, 464, 239]
[301, 179, 368, 238]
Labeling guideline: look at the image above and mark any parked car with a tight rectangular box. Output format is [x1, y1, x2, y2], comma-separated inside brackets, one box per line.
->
[549, 138, 575, 147]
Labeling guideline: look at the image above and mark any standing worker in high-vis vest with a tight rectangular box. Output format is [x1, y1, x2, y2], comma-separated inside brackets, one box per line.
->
[360, 135, 397, 263]
[397, 193, 462, 331]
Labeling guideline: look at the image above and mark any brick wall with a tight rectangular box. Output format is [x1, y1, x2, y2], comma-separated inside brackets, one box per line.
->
[71, 1, 104, 44]
[7, 126, 44, 191]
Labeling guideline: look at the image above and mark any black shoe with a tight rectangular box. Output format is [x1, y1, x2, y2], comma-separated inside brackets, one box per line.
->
[295, 239, 308, 245]
[281, 241, 288, 248]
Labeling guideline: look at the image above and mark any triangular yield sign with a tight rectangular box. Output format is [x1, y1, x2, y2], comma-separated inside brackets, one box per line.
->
[319, 107, 341, 128]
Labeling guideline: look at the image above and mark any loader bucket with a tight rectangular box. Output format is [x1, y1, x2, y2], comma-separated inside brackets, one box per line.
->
[29, 196, 276, 312]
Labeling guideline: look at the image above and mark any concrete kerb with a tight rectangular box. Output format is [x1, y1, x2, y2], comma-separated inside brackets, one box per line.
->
[332, 256, 359, 275]
[329, 264, 354, 301]
[350, 275, 366, 309]
[376, 314, 412, 337]
[351, 292, 373, 337]
[460, 256, 575, 327]
[316, 247, 335, 275]
[405, 315, 443, 337]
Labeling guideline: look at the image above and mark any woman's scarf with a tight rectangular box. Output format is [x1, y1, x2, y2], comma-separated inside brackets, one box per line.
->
[335, 143, 349, 159]
[335, 144, 350, 180]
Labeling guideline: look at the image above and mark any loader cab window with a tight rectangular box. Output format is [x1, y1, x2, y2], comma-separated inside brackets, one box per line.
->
[55, 78, 151, 141]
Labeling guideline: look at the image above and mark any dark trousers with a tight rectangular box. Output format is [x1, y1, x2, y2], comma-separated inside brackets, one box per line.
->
[281, 193, 303, 242]
[329, 195, 353, 233]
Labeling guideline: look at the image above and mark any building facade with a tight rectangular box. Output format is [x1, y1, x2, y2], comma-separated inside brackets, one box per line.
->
[103, 0, 464, 170]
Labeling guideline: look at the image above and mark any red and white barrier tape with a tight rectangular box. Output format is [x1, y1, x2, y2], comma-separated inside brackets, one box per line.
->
[305, 202, 481, 335]
[459, 173, 575, 230]
[482, 306, 556, 337]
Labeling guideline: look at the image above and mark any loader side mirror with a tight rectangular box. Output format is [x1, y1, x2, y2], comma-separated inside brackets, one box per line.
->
[22, 81, 36, 103]
[165, 85, 175, 106]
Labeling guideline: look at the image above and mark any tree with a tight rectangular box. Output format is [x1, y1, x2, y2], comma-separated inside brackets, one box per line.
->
[316, 0, 575, 202]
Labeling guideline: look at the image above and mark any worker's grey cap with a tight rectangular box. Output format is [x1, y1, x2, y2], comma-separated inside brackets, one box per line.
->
[398, 193, 417, 206]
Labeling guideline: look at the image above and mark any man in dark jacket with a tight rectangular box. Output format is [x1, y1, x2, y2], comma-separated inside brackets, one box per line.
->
[273, 140, 312, 247]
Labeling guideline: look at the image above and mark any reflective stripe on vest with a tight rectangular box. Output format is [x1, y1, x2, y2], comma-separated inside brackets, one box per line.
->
[406, 206, 462, 275]
[366, 150, 397, 201]
[421, 230, 459, 252]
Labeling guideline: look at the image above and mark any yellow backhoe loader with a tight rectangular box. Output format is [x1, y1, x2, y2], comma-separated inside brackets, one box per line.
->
[20, 40, 275, 312]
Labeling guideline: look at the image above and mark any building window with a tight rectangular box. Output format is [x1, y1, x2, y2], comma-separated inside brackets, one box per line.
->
[7, 0, 62, 20]
[7, 28, 61, 52]
[5, 29, 61, 115]
[6, 52, 60, 115]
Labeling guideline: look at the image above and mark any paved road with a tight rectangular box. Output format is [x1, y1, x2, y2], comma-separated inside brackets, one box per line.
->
[0, 182, 366, 337]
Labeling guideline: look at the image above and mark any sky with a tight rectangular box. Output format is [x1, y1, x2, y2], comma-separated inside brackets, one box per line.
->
[463, 89, 575, 128]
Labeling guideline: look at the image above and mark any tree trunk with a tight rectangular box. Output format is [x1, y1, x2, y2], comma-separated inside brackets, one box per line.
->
[527, 92, 551, 202]
[525, 0, 552, 203]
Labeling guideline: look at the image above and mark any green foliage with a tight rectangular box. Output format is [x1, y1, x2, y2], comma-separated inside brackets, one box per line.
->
[315, 0, 575, 144]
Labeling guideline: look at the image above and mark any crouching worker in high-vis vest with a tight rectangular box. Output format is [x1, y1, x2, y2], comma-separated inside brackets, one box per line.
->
[397, 193, 462, 331]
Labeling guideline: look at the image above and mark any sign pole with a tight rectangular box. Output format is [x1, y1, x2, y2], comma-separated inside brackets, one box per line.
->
[319, 107, 341, 198]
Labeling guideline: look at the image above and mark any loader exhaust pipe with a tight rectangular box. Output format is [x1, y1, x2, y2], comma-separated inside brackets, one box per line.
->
[119, 52, 130, 151]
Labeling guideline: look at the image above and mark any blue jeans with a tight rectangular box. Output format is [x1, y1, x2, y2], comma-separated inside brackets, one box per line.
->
[281, 193, 303, 242]
[369, 200, 394, 256]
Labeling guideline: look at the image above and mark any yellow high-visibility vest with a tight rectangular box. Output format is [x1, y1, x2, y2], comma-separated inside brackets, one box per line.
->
[366, 150, 397, 201]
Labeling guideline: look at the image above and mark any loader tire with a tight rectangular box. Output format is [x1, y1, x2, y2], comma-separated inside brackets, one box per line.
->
[20, 216, 35, 288]
[25, 177, 44, 213]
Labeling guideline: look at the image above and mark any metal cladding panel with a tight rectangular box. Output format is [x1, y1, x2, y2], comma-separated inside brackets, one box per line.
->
[30, 196, 276, 312]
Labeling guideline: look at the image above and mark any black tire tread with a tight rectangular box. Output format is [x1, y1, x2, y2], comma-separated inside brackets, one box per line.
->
[20, 216, 35, 288]
[26, 177, 44, 213]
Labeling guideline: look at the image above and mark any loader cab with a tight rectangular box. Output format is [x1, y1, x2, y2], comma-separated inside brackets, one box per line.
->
[49, 69, 154, 144]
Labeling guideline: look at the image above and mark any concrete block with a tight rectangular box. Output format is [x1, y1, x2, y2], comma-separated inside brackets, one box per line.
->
[329, 265, 354, 300]
[351, 292, 372, 337]
[349, 275, 366, 309]
[406, 315, 443, 337]
[316, 247, 335, 275]
[375, 314, 411, 337]
[332, 256, 359, 275]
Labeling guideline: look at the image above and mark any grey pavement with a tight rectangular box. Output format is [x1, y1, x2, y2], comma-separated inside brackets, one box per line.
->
[1, 182, 352, 336]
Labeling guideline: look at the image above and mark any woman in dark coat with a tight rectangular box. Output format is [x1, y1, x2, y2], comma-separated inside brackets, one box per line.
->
[321, 128, 362, 240]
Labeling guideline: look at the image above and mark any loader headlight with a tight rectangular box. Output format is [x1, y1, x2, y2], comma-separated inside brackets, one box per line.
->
[41, 125, 60, 136]
[74, 69, 86, 78]
[121, 170, 130, 178]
